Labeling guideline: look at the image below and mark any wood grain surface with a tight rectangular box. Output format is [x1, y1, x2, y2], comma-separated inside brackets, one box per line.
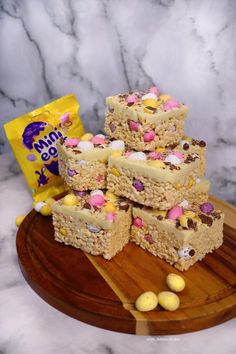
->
[16, 196, 236, 335]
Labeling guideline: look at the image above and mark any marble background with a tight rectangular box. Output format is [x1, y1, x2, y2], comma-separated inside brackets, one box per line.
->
[0, 0, 236, 203]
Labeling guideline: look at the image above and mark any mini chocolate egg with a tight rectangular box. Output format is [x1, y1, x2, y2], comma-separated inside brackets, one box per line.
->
[90, 189, 104, 197]
[141, 93, 158, 101]
[34, 201, 47, 212]
[109, 140, 125, 150]
[15, 215, 26, 227]
[87, 224, 101, 233]
[45, 197, 55, 206]
[177, 247, 195, 260]
[110, 151, 122, 157]
[143, 98, 158, 108]
[184, 211, 196, 218]
[40, 204, 52, 216]
[77, 141, 94, 151]
[105, 191, 117, 201]
[164, 154, 182, 165]
[179, 215, 188, 228]
[148, 160, 165, 168]
[135, 291, 158, 312]
[80, 133, 94, 141]
[78, 159, 87, 165]
[111, 167, 120, 177]
[63, 194, 78, 206]
[166, 273, 186, 292]
[128, 152, 147, 161]
[158, 291, 180, 311]
[158, 94, 171, 102]
[178, 200, 189, 209]
[103, 202, 116, 213]
[59, 227, 67, 236]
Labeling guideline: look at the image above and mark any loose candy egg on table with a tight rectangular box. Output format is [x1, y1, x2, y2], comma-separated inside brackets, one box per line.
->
[158, 291, 180, 311]
[166, 273, 186, 292]
[135, 291, 158, 312]
[15, 215, 26, 227]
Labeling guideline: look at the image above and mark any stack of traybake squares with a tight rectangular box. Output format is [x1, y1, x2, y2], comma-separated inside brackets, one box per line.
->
[52, 87, 224, 271]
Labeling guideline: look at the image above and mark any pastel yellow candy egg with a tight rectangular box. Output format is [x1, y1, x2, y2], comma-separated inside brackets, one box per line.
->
[135, 291, 158, 312]
[105, 191, 117, 201]
[158, 291, 180, 311]
[15, 215, 26, 227]
[80, 133, 94, 141]
[40, 204, 52, 216]
[155, 147, 165, 153]
[184, 211, 196, 218]
[111, 167, 120, 177]
[143, 98, 158, 108]
[179, 215, 188, 228]
[153, 210, 167, 218]
[103, 201, 116, 213]
[110, 151, 122, 158]
[144, 106, 156, 114]
[63, 194, 78, 206]
[59, 227, 67, 236]
[148, 160, 165, 168]
[187, 177, 195, 188]
[166, 273, 186, 292]
[45, 197, 55, 206]
[159, 94, 171, 102]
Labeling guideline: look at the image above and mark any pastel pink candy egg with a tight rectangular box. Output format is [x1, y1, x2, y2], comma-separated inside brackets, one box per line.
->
[88, 195, 105, 208]
[148, 87, 160, 97]
[148, 152, 164, 160]
[91, 136, 106, 145]
[60, 112, 70, 124]
[124, 151, 132, 158]
[133, 217, 143, 228]
[167, 206, 183, 220]
[65, 138, 79, 147]
[127, 94, 138, 104]
[172, 151, 185, 160]
[163, 100, 181, 111]
[129, 120, 140, 132]
[143, 131, 155, 143]
[106, 212, 116, 221]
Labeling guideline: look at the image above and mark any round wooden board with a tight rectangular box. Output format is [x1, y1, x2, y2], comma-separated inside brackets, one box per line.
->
[16, 196, 236, 335]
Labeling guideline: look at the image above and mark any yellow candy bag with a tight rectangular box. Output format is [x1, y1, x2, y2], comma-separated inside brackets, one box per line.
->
[4, 94, 84, 201]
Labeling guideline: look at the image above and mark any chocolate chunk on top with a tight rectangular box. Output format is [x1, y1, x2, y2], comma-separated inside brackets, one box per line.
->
[199, 213, 213, 227]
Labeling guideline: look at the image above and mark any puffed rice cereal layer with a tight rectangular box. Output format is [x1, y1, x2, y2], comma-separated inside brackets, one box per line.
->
[131, 204, 224, 271]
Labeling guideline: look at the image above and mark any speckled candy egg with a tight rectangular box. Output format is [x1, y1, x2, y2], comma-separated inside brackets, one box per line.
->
[135, 291, 158, 312]
[158, 291, 180, 311]
[166, 273, 186, 292]
[177, 247, 195, 260]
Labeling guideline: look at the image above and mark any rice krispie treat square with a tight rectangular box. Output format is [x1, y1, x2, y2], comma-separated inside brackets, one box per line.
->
[57, 133, 125, 191]
[52, 189, 132, 259]
[131, 201, 224, 271]
[107, 147, 204, 210]
[104, 87, 188, 151]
